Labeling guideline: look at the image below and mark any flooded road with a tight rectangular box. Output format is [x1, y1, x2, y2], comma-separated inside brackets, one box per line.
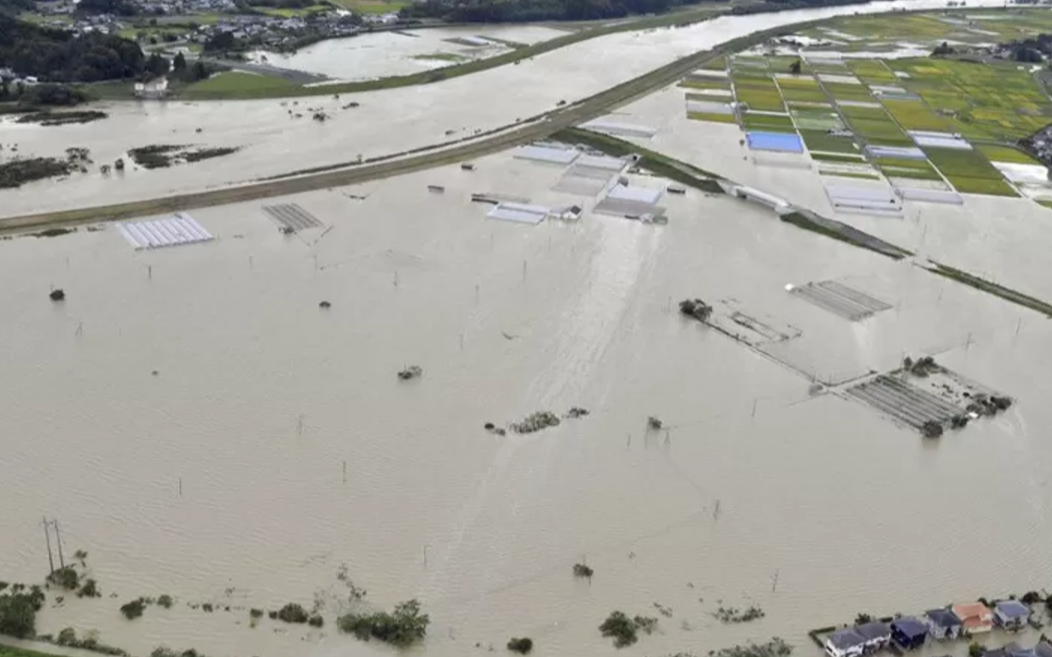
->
[1, 151, 1050, 657]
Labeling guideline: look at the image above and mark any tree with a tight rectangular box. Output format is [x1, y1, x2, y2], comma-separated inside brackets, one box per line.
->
[204, 30, 235, 52]
[969, 642, 985, 657]
[789, 59, 801, 74]
[190, 60, 208, 81]
[173, 52, 187, 71]
[145, 52, 169, 76]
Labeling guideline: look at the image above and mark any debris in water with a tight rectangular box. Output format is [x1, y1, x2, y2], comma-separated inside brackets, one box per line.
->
[49, 288, 66, 302]
[647, 416, 662, 430]
[921, 420, 943, 439]
[565, 407, 590, 419]
[151, 370, 159, 376]
[510, 411, 560, 434]
[319, 300, 332, 309]
[679, 298, 713, 322]
[114, 158, 125, 171]
[397, 365, 423, 381]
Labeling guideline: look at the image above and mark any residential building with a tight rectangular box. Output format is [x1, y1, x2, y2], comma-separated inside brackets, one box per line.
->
[952, 602, 994, 635]
[825, 629, 867, 657]
[855, 621, 893, 651]
[891, 617, 928, 650]
[994, 600, 1031, 630]
[926, 608, 963, 640]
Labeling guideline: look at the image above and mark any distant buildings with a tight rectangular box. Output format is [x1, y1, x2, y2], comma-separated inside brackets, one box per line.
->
[134, 77, 169, 99]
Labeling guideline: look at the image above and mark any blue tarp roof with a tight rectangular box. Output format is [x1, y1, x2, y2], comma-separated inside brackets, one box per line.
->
[926, 609, 962, 627]
[746, 131, 805, 154]
[892, 617, 929, 638]
[996, 600, 1031, 618]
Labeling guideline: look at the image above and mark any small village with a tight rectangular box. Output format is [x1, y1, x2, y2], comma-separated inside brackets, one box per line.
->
[818, 597, 1051, 657]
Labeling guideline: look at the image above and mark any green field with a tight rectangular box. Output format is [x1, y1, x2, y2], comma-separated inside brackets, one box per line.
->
[823, 82, 873, 103]
[846, 59, 898, 84]
[924, 146, 1020, 196]
[1, 645, 64, 657]
[977, 144, 1042, 165]
[887, 58, 1052, 141]
[810, 151, 866, 163]
[734, 79, 785, 112]
[253, 4, 328, 15]
[686, 90, 732, 102]
[688, 111, 737, 124]
[780, 86, 827, 103]
[875, 158, 943, 180]
[881, 99, 949, 132]
[798, 128, 859, 154]
[741, 112, 795, 130]
[181, 72, 299, 98]
[325, 0, 408, 13]
[700, 56, 727, 71]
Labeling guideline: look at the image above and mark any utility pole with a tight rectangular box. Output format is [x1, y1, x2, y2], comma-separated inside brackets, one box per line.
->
[52, 520, 65, 569]
[771, 569, 780, 593]
[42, 517, 55, 575]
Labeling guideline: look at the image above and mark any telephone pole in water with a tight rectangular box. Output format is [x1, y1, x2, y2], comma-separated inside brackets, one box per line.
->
[41, 517, 55, 575]
[52, 520, 66, 569]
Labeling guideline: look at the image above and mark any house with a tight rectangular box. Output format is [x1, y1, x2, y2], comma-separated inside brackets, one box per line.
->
[926, 608, 963, 640]
[993, 600, 1031, 629]
[891, 617, 928, 650]
[134, 77, 169, 100]
[952, 602, 994, 635]
[855, 621, 892, 651]
[825, 629, 867, 657]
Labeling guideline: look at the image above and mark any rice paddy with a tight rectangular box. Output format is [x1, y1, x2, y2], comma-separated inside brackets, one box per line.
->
[678, 7, 1052, 202]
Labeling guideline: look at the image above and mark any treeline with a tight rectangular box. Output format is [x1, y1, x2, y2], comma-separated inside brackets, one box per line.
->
[0, 12, 148, 82]
[400, 0, 876, 23]
[1000, 32, 1052, 62]
[401, 0, 682, 23]
[729, 0, 879, 16]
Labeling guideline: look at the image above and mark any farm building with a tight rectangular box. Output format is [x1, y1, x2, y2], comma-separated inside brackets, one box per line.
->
[891, 617, 929, 650]
[926, 608, 963, 640]
[993, 600, 1032, 629]
[825, 629, 866, 657]
[952, 602, 994, 635]
[855, 621, 892, 651]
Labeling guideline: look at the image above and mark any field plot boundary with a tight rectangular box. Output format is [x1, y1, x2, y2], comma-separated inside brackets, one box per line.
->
[789, 279, 893, 321]
[261, 203, 324, 231]
[845, 374, 963, 430]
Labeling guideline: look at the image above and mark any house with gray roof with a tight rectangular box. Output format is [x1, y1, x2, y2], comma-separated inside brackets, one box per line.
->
[825, 629, 866, 657]
[926, 608, 963, 640]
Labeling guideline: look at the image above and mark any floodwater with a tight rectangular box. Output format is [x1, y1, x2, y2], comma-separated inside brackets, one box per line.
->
[2, 151, 1052, 657]
[0, 0, 1008, 220]
[251, 26, 573, 81]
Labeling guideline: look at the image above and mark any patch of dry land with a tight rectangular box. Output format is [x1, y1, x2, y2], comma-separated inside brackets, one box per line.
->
[2, 146, 1051, 657]
[0, 0, 1006, 220]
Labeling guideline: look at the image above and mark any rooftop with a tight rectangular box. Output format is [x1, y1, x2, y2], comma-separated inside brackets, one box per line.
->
[927, 608, 963, 627]
[828, 629, 867, 650]
[892, 617, 929, 638]
[995, 600, 1032, 619]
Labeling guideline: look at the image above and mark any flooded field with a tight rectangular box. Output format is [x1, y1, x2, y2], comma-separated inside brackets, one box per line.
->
[2, 148, 1051, 657]
[251, 25, 573, 80]
[0, 0, 1007, 220]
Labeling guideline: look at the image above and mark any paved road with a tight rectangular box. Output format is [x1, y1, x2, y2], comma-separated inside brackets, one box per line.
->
[0, 19, 811, 235]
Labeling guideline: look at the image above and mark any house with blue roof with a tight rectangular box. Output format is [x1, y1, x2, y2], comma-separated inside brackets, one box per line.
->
[994, 600, 1031, 630]
[891, 617, 929, 650]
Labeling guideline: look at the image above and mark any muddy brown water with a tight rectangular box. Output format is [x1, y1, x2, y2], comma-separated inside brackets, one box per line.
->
[1, 150, 1050, 657]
